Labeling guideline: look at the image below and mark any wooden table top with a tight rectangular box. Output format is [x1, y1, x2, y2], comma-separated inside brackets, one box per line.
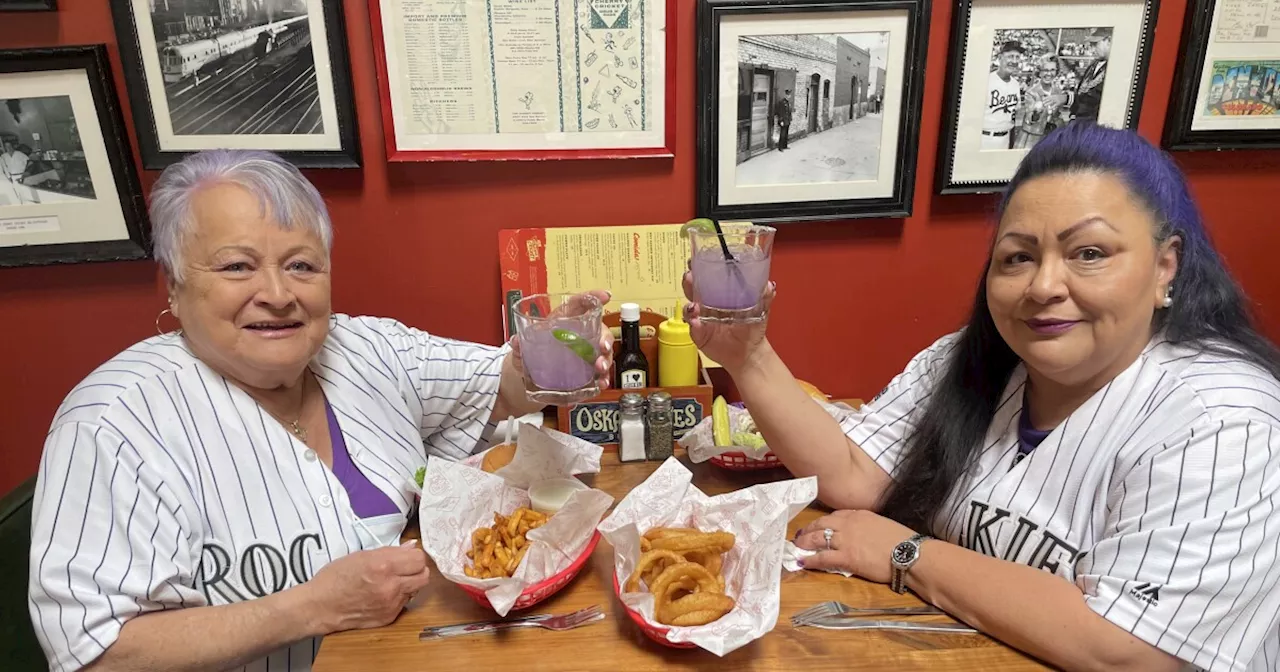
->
[313, 404, 1050, 671]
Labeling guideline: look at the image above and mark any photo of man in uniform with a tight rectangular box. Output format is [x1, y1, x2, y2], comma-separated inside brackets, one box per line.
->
[983, 40, 1024, 150]
[774, 89, 793, 151]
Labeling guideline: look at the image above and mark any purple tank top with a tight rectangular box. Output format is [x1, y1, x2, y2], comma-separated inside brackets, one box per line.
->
[325, 399, 400, 518]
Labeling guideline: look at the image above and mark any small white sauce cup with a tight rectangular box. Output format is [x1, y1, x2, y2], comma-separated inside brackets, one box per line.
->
[528, 477, 589, 515]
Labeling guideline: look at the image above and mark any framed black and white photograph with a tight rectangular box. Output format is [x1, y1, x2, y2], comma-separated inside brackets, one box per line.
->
[1164, 0, 1280, 151]
[696, 0, 931, 223]
[109, 0, 360, 169]
[0, 0, 56, 11]
[0, 45, 149, 268]
[936, 0, 1158, 194]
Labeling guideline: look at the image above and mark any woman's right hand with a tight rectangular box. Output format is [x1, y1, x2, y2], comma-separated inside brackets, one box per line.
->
[682, 270, 776, 374]
[303, 541, 431, 634]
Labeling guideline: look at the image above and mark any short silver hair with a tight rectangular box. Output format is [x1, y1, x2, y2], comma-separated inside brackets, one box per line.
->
[149, 149, 333, 283]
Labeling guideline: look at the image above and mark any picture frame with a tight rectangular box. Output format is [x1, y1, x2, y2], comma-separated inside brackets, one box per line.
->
[109, 0, 361, 169]
[0, 45, 149, 268]
[936, 0, 1159, 194]
[695, 0, 931, 223]
[1163, 0, 1280, 151]
[0, 0, 57, 11]
[368, 0, 677, 161]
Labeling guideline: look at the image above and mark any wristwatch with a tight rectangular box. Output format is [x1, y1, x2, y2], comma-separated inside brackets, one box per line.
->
[890, 533, 932, 594]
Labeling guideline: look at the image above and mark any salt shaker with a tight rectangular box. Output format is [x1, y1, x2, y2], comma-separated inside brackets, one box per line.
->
[618, 393, 647, 462]
[645, 391, 674, 461]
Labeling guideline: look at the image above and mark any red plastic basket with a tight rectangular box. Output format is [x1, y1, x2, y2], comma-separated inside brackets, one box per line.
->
[611, 573, 699, 648]
[458, 531, 601, 612]
[709, 450, 783, 470]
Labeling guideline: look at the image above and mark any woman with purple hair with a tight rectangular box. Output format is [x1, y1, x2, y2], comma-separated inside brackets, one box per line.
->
[686, 122, 1280, 670]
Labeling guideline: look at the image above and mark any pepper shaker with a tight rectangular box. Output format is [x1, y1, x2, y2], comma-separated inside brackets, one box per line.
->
[645, 391, 674, 461]
[618, 393, 647, 463]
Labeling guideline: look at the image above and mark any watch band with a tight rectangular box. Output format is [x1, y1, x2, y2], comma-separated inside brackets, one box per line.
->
[890, 533, 932, 594]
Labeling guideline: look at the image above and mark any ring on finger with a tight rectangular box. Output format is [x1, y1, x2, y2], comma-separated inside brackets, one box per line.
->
[823, 528, 834, 551]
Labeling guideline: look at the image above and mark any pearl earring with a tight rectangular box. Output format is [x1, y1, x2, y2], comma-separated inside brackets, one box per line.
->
[1162, 290, 1173, 308]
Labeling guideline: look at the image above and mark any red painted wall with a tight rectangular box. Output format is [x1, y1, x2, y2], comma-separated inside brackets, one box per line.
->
[2, 0, 1278, 494]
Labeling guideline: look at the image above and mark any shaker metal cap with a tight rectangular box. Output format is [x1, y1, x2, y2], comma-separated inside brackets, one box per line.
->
[646, 390, 673, 410]
[619, 392, 646, 411]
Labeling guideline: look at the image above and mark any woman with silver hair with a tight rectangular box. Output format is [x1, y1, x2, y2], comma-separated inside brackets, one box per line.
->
[28, 149, 613, 671]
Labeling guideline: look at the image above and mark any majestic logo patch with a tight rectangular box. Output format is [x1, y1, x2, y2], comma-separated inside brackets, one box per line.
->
[1129, 582, 1161, 606]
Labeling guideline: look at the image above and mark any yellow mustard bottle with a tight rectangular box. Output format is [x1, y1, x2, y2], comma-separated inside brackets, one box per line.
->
[657, 302, 699, 387]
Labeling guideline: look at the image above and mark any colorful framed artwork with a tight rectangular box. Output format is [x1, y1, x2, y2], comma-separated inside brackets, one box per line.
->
[1164, 0, 1280, 150]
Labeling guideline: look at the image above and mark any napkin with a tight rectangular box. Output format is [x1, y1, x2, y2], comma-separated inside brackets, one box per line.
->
[419, 424, 615, 616]
[597, 458, 817, 656]
[781, 541, 853, 577]
[681, 400, 858, 463]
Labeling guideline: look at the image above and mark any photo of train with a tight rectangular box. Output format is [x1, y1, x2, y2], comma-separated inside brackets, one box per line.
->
[160, 14, 307, 84]
[140, 0, 325, 137]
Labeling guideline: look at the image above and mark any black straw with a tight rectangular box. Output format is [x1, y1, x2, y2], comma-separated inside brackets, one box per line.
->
[711, 219, 736, 262]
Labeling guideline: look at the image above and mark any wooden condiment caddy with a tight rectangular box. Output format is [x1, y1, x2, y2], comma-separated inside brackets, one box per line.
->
[555, 308, 713, 451]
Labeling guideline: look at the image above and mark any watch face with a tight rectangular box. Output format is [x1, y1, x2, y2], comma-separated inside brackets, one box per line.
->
[892, 542, 918, 566]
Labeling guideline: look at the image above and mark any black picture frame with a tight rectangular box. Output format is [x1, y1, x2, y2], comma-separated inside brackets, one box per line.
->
[0, 0, 56, 11]
[109, 0, 361, 169]
[0, 45, 150, 268]
[936, 0, 1159, 194]
[696, 0, 931, 223]
[1163, 0, 1280, 151]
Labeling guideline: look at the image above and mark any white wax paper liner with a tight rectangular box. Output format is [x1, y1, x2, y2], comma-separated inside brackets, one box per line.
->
[682, 400, 859, 462]
[597, 457, 817, 655]
[418, 424, 614, 616]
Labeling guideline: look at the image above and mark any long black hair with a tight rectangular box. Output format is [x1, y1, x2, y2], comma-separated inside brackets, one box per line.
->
[878, 122, 1280, 532]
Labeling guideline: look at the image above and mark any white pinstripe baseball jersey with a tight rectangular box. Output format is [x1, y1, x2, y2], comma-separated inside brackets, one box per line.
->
[842, 331, 1280, 672]
[29, 314, 507, 671]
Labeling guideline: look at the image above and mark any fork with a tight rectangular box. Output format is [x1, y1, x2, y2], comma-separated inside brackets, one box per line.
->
[802, 616, 979, 634]
[791, 600, 944, 626]
[418, 605, 605, 640]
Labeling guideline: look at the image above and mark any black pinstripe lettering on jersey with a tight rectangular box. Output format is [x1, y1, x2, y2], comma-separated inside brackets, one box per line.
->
[1224, 425, 1278, 665]
[176, 380, 238, 545]
[209, 377, 261, 540]
[68, 427, 110, 655]
[1203, 452, 1262, 669]
[34, 427, 85, 667]
[226, 392, 288, 549]
[255, 409, 307, 530]
[90, 437, 127, 628]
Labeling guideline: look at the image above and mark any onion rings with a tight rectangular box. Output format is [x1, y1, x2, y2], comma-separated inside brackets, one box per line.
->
[622, 526, 738, 627]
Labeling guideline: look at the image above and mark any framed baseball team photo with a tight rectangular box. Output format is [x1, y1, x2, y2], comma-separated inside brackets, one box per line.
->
[0, 45, 149, 268]
[695, 0, 931, 223]
[936, 0, 1159, 194]
[108, 0, 361, 169]
[1164, 0, 1280, 151]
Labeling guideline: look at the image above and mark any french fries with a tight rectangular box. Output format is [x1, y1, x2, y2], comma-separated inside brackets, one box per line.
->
[463, 507, 549, 579]
[624, 526, 737, 626]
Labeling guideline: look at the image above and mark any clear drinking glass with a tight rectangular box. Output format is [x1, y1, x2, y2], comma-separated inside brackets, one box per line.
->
[512, 293, 603, 405]
[688, 224, 776, 323]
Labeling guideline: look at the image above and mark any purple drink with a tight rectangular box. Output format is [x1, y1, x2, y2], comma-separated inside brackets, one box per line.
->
[691, 245, 771, 310]
[520, 325, 596, 391]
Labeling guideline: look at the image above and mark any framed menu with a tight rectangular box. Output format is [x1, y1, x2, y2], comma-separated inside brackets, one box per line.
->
[1165, 0, 1280, 150]
[369, 0, 676, 161]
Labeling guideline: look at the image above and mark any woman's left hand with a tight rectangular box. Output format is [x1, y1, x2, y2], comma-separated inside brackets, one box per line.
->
[508, 290, 615, 391]
[793, 510, 918, 583]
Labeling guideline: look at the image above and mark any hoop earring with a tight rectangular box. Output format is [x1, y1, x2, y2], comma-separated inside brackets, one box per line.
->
[155, 308, 182, 337]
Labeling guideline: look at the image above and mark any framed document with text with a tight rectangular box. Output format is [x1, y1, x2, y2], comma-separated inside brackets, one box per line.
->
[1165, 0, 1280, 150]
[369, 0, 676, 161]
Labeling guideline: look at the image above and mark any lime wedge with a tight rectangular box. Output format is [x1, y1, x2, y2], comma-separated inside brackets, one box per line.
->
[680, 218, 717, 238]
[552, 328, 598, 365]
